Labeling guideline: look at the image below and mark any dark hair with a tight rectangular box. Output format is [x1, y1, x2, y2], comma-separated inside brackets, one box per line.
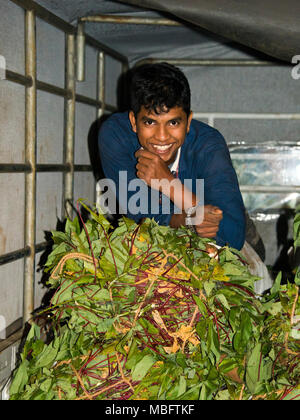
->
[130, 62, 191, 117]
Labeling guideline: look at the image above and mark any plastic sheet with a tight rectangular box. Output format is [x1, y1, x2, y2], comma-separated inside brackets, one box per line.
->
[229, 142, 300, 213]
[241, 241, 274, 295]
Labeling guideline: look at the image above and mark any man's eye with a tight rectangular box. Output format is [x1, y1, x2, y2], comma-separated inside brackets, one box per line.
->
[169, 120, 179, 126]
[144, 119, 155, 125]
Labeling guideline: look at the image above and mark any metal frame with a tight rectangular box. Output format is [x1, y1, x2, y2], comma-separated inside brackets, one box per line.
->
[79, 14, 182, 26]
[1, 3, 298, 350]
[0, 0, 129, 346]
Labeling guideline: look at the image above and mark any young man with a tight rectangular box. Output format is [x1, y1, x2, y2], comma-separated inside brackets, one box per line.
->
[98, 62, 246, 250]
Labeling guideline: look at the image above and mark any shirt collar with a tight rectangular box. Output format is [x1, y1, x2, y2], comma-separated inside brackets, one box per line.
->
[169, 147, 181, 173]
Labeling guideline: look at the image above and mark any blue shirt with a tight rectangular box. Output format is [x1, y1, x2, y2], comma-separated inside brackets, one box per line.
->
[98, 111, 246, 250]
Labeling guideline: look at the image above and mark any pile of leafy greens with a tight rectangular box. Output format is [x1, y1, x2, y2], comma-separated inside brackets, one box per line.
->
[9, 202, 300, 400]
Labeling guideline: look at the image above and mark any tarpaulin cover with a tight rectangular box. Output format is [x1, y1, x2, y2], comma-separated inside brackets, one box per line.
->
[120, 0, 300, 62]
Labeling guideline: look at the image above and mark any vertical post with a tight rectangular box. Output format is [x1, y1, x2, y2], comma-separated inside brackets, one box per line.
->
[95, 51, 106, 207]
[97, 51, 105, 118]
[23, 10, 37, 324]
[63, 34, 76, 220]
[76, 21, 85, 82]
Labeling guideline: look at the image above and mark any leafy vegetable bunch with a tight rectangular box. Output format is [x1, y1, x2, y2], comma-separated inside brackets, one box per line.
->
[10, 202, 300, 400]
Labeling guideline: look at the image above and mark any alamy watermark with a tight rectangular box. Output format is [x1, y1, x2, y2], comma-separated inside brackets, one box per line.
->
[98, 172, 205, 225]
[0, 315, 6, 340]
[291, 55, 300, 80]
[0, 54, 6, 80]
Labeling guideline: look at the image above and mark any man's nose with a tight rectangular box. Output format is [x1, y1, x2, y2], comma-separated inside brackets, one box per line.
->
[155, 125, 169, 141]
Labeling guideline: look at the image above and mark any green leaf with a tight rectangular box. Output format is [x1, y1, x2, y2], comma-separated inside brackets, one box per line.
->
[264, 301, 282, 316]
[218, 357, 239, 375]
[207, 320, 220, 359]
[177, 376, 187, 397]
[245, 343, 262, 394]
[10, 360, 29, 396]
[35, 341, 59, 369]
[294, 266, 300, 286]
[97, 318, 115, 333]
[78, 199, 111, 231]
[65, 217, 80, 236]
[222, 263, 244, 276]
[40, 378, 53, 393]
[233, 311, 253, 354]
[193, 295, 207, 317]
[216, 293, 231, 311]
[131, 355, 156, 382]
[270, 271, 282, 295]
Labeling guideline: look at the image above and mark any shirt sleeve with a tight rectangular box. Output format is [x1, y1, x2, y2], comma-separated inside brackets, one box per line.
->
[98, 116, 174, 226]
[200, 132, 246, 250]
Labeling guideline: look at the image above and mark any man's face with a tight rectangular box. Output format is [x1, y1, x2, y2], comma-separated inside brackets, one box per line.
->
[129, 106, 193, 166]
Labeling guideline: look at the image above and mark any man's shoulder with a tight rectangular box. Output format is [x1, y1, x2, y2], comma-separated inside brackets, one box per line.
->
[100, 111, 131, 133]
[189, 118, 226, 148]
[99, 111, 138, 149]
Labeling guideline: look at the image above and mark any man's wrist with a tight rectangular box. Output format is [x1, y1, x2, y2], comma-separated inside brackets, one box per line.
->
[185, 203, 201, 233]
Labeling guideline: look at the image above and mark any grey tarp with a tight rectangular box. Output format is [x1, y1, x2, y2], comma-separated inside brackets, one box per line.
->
[119, 0, 300, 62]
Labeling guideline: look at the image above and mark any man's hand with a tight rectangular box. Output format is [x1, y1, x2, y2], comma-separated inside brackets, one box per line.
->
[135, 148, 173, 189]
[195, 205, 223, 238]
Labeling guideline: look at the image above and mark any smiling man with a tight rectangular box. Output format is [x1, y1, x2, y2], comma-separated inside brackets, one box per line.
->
[98, 62, 246, 250]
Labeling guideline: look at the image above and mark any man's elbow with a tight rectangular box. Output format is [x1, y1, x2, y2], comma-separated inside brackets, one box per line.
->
[216, 217, 246, 251]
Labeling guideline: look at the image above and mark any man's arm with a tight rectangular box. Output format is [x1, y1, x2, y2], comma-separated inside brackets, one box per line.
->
[135, 148, 223, 238]
[199, 135, 246, 250]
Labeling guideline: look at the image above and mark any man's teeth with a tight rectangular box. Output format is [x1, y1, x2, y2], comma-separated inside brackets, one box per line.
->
[153, 144, 172, 151]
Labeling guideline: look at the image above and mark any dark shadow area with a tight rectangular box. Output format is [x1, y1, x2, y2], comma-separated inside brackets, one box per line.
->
[272, 208, 297, 284]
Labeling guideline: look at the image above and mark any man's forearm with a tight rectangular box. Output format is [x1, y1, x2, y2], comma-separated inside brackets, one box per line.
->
[159, 177, 198, 214]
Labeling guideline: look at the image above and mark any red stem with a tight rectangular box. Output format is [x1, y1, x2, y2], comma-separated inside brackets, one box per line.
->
[76, 200, 98, 280]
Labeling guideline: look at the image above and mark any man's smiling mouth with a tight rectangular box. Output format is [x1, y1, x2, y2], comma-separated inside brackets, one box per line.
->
[152, 144, 173, 153]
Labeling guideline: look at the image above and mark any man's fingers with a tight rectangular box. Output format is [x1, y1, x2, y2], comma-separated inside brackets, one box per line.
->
[209, 206, 223, 215]
[136, 162, 148, 172]
[199, 220, 221, 228]
[195, 227, 219, 238]
[196, 226, 219, 234]
[135, 149, 157, 160]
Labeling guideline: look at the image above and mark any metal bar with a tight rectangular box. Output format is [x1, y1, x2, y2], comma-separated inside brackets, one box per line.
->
[135, 58, 288, 67]
[103, 103, 117, 113]
[36, 164, 70, 172]
[0, 163, 93, 173]
[36, 80, 71, 99]
[194, 112, 300, 120]
[5, 69, 32, 87]
[0, 242, 48, 267]
[240, 185, 300, 193]
[0, 164, 31, 173]
[75, 93, 102, 108]
[97, 51, 105, 119]
[74, 164, 93, 172]
[23, 9, 37, 325]
[76, 21, 86, 82]
[10, 0, 75, 34]
[80, 15, 181, 26]
[63, 34, 76, 220]
[0, 247, 30, 266]
[10, 0, 128, 65]
[0, 328, 24, 353]
[5, 69, 115, 104]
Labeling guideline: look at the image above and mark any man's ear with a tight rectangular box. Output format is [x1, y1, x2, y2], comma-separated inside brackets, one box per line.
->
[129, 111, 137, 133]
[187, 111, 193, 133]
